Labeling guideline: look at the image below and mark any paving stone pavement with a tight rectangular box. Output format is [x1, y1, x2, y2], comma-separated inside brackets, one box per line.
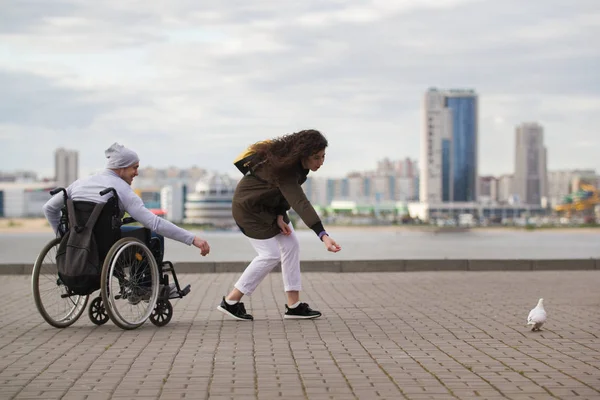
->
[1, 270, 600, 400]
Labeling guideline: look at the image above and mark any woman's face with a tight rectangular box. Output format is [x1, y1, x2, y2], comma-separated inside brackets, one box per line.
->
[302, 149, 326, 172]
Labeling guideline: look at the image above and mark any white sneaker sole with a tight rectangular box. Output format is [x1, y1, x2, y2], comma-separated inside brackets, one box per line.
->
[217, 305, 252, 321]
[284, 314, 322, 320]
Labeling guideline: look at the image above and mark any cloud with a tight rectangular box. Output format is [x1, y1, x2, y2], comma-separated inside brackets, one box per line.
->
[0, 70, 119, 129]
[0, 0, 599, 179]
[0, 0, 80, 33]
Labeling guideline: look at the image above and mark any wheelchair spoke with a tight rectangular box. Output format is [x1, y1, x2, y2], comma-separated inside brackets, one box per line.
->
[103, 238, 159, 329]
[105, 240, 159, 328]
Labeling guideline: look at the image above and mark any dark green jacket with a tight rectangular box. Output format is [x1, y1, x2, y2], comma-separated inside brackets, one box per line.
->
[232, 162, 325, 240]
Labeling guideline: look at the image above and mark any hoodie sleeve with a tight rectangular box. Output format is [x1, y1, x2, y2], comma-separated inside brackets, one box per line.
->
[42, 193, 65, 235]
[117, 183, 195, 245]
[277, 177, 325, 236]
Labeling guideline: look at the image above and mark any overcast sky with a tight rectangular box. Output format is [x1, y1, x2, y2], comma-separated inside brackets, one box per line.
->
[1, 0, 598, 179]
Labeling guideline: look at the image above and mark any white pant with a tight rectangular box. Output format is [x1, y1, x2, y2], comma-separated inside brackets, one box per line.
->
[234, 223, 301, 295]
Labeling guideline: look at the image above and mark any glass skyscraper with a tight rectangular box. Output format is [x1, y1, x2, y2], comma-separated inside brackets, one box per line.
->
[446, 93, 477, 202]
[421, 88, 478, 203]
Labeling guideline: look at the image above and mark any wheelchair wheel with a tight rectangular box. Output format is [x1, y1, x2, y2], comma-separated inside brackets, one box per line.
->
[88, 296, 109, 325]
[32, 238, 89, 328]
[150, 299, 173, 327]
[101, 237, 159, 330]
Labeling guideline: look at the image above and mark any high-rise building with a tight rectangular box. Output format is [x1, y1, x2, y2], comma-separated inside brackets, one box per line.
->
[161, 182, 186, 223]
[395, 158, 418, 178]
[376, 158, 396, 175]
[420, 90, 451, 203]
[304, 177, 338, 207]
[514, 122, 547, 205]
[497, 174, 514, 203]
[420, 88, 478, 203]
[54, 148, 78, 188]
[479, 176, 498, 203]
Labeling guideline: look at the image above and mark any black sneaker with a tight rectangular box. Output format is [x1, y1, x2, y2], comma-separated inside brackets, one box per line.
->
[217, 297, 254, 320]
[284, 303, 322, 319]
[160, 283, 180, 299]
[127, 286, 152, 305]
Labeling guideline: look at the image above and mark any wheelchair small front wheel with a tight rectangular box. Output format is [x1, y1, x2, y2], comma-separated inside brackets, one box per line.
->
[32, 238, 88, 328]
[150, 299, 173, 327]
[88, 296, 109, 325]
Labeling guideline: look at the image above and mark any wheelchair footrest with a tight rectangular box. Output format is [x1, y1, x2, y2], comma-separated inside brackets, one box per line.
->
[180, 284, 191, 297]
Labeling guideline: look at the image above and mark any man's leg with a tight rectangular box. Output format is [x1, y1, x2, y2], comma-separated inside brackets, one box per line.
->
[149, 232, 165, 265]
[120, 226, 159, 289]
[151, 232, 165, 252]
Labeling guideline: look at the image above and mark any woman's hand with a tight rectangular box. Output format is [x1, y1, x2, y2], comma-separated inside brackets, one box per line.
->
[323, 235, 341, 253]
[277, 215, 292, 236]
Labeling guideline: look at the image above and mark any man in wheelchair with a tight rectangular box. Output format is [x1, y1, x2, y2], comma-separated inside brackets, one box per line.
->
[43, 142, 210, 301]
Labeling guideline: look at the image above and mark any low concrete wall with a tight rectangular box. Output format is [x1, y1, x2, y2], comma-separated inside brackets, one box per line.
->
[3, 259, 600, 275]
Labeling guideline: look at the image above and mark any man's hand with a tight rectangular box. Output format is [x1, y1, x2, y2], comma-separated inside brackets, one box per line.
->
[192, 236, 210, 256]
[322, 235, 341, 253]
[277, 215, 292, 236]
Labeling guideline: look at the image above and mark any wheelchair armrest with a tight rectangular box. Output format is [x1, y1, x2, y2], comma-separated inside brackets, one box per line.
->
[122, 217, 137, 225]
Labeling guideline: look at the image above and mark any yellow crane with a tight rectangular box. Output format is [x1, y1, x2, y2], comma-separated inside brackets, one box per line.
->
[554, 184, 600, 214]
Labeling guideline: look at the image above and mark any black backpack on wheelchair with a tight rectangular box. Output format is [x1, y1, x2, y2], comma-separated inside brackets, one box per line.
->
[56, 197, 121, 295]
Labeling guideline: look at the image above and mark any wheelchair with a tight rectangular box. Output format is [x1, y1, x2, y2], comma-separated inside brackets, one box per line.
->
[32, 187, 191, 330]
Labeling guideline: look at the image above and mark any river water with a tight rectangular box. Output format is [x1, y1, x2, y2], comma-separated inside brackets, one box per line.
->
[1, 228, 599, 263]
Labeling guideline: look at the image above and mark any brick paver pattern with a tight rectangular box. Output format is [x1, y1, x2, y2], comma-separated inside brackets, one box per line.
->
[1, 271, 599, 400]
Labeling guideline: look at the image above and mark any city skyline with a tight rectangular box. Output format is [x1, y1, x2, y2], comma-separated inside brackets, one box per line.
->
[1, 1, 599, 178]
[1, 136, 598, 183]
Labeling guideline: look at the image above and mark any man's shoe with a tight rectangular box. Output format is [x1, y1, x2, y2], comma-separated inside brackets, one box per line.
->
[127, 287, 151, 305]
[128, 295, 141, 305]
[217, 297, 254, 320]
[284, 303, 322, 319]
[161, 283, 179, 299]
[140, 287, 152, 302]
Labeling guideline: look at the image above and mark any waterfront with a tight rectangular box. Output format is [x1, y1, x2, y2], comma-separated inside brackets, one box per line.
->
[1, 226, 599, 263]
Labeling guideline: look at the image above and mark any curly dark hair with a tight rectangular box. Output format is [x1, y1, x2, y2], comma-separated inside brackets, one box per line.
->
[249, 129, 328, 182]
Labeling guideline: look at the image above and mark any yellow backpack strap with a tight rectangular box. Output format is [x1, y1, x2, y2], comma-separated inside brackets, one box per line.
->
[233, 147, 253, 164]
[233, 141, 270, 175]
[233, 147, 255, 175]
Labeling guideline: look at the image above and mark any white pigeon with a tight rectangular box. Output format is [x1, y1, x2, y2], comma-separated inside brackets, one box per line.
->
[527, 298, 547, 331]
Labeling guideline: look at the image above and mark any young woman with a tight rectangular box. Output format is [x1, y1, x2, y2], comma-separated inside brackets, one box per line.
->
[218, 129, 341, 321]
